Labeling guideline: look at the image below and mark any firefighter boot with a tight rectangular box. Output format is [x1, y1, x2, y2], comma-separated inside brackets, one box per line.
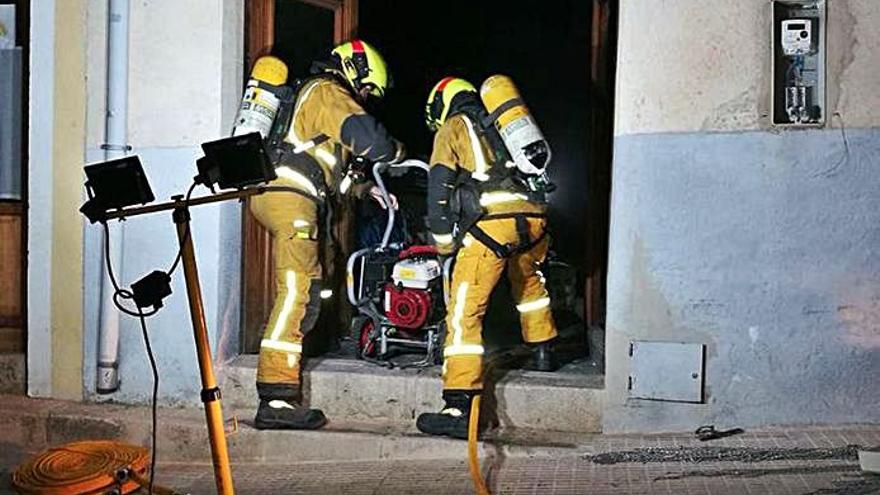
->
[254, 387, 327, 430]
[416, 391, 480, 439]
[526, 340, 558, 372]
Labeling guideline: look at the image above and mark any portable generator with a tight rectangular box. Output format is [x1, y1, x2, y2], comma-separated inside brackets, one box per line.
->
[346, 160, 451, 367]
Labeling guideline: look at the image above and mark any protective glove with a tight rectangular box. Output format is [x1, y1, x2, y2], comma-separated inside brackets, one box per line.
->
[436, 243, 456, 257]
[368, 185, 399, 210]
[431, 232, 456, 256]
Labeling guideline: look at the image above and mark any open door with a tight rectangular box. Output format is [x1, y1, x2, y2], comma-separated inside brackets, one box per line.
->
[242, 0, 358, 354]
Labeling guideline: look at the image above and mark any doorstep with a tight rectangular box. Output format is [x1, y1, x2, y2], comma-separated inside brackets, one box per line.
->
[218, 354, 604, 434]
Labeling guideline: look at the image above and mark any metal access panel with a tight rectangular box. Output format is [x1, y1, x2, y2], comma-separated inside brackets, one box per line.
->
[629, 341, 705, 403]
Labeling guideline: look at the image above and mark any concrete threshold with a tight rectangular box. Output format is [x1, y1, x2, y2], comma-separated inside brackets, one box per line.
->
[217, 355, 604, 434]
[0, 394, 594, 465]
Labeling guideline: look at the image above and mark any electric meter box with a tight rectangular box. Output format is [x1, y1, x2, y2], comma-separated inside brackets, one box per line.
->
[771, 1, 826, 127]
[781, 19, 813, 55]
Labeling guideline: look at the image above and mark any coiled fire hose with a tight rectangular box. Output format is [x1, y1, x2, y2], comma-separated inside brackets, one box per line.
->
[12, 440, 181, 495]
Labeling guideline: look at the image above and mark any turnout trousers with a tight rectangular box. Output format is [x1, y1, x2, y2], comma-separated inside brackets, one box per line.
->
[249, 180, 323, 401]
[442, 215, 558, 392]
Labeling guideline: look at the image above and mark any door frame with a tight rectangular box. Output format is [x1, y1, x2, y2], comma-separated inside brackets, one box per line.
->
[242, 0, 616, 352]
[241, 0, 358, 353]
[584, 0, 616, 330]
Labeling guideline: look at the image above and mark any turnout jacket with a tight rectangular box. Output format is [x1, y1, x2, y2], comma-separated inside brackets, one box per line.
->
[281, 75, 404, 199]
[428, 113, 546, 251]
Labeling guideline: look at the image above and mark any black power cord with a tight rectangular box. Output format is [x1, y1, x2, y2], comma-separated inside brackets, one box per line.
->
[100, 179, 200, 494]
[101, 222, 159, 493]
[137, 307, 160, 493]
[166, 181, 198, 276]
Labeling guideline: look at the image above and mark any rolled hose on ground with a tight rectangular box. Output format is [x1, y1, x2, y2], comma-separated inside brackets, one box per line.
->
[11, 440, 182, 495]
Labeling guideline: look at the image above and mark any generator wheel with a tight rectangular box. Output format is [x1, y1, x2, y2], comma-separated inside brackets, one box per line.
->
[353, 316, 378, 359]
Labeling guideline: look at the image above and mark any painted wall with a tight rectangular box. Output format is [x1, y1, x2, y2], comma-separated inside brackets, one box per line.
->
[81, 0, 243, 404]
[605, 0, 880, 432]
[27, 0, 58, 398]
[28, 0, 88, 401]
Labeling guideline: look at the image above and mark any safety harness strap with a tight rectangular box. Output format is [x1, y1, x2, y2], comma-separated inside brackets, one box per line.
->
[468, 226, 509, 258]
[468, 213, 547, 258]
[275, 145, 329, 198]
[482, 212, 546, 221]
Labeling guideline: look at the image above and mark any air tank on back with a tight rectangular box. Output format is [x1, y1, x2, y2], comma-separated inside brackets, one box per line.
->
[232, 56, 290, 138]
[479, 75, 551, 175]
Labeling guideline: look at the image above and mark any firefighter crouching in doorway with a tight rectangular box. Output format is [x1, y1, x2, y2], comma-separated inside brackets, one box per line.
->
[416, 77, 558, 439]
[252, 40, 405, 430]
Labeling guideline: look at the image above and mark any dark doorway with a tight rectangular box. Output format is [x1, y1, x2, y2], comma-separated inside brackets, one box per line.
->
[241, 0, 618, 365]
[358, 1, 617, 355]
[360, 0, 592, 267]
[272, 2, 335, 78]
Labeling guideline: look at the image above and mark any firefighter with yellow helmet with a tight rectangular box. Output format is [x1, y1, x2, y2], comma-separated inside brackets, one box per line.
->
[416, 76, 558, 439]
[250, 39, 405, 430]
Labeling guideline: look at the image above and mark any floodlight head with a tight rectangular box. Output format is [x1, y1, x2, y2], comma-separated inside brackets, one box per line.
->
[196, 132, 276, 190]
[80, 155, 155, 223]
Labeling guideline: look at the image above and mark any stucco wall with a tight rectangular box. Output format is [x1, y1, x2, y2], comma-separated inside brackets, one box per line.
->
[28, 0, 58, 398]
[615, 0, 880, 135]
[28, 0, 88, 400]
[606, 0, 880, 432]
[81, 0, 243, 404]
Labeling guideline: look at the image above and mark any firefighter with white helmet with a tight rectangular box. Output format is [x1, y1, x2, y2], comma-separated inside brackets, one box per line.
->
[250, 39, 405, 430]
[417, 76, 558, 439]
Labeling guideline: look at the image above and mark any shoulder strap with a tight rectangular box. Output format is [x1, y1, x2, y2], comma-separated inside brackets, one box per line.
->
[451, 105, 513, 179]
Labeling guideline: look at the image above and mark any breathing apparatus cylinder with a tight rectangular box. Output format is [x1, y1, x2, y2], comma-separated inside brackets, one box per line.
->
[479, 75, 551, 175]
[232, 56, 289, 138]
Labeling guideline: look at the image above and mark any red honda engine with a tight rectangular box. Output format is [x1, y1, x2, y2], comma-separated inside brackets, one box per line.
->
[383, 285, 433, 329]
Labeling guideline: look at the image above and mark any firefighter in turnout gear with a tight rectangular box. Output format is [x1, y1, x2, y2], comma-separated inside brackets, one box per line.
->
[252, 39, 405, 430]
[416, 77, 558, 439]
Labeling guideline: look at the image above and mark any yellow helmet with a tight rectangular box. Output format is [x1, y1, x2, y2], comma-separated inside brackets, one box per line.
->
[425, 77, 477, 132]
[331, 39, 390, 99]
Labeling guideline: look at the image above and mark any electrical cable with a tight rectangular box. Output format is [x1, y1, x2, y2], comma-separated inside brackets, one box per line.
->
[100, 228, 160, 494]
[102, 221, 157, 318]
[813, 112, 850, 178]
[166, 181, 199, 276]
[137, 307, 160, 495]
[98, 179, 201, 494]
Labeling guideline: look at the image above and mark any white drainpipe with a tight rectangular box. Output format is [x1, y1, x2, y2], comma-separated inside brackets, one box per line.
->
[96, 0, 130, 393]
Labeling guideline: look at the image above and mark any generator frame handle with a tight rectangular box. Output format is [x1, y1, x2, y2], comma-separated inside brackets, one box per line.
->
[371, 159, 430, 250]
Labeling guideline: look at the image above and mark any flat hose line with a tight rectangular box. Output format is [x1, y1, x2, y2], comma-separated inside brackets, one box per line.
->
[12, 440, 180, 495]
[468, 395, 490, 495]
[466, 343, 551, 495]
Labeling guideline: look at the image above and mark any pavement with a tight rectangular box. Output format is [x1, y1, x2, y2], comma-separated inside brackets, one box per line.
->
[153, 453, 880, 495]
[0, 392, 878, 494]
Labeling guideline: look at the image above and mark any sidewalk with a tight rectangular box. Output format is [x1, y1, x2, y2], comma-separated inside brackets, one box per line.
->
[0, 394, 877, 494]
[154, 455, 877, 495]
[149, 426, 880, 494]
